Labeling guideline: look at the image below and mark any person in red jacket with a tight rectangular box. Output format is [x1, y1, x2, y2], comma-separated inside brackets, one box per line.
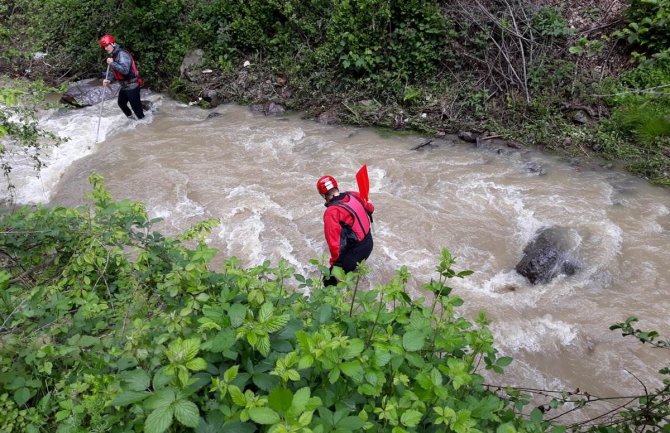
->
[99, 34, 144, 120]
[317, 175, 374, 286]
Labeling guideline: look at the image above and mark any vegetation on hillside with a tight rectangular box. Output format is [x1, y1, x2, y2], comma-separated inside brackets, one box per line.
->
[0, 0, 669, 184]
[1, 176, 669, 432]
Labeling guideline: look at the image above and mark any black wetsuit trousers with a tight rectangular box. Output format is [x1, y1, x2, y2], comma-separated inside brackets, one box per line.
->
[118, 86, 144, 119]
[323, 232, 373, 286]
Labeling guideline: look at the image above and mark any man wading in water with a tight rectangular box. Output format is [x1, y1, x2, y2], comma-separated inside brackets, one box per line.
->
[317, 175, 374, 286]
[100, 34, 144, 120]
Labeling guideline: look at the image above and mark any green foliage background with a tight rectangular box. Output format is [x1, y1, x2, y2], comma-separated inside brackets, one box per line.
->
[4, 0, 451, 96]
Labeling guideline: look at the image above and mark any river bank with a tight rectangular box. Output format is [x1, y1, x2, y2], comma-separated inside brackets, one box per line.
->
[2, 0, 669, 186]
[153, 60, 664, 185]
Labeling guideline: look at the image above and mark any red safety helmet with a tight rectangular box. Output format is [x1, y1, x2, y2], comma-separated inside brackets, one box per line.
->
[316, 175, 338, 196]
[99, 34, 115, 48]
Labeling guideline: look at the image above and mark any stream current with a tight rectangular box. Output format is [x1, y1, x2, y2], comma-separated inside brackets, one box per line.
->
[3, 92, 669, 420]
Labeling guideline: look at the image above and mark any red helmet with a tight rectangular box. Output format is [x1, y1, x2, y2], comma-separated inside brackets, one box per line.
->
[99, 34, 115, 47]
[316, 175, 338, 196]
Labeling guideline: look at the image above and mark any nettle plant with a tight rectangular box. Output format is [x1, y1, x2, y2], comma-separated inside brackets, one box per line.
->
[0, 176, 555, 433]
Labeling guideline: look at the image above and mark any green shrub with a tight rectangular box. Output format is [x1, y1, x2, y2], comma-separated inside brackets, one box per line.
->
[600, 59, 670, 146]
[532, 7, 574, 38]
[617, 0, 670, 60]
[11, 0, 114, 76]
[613, 100, 670, 145]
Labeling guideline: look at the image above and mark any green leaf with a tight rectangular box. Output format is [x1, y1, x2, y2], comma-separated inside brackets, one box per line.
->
[402, 331, 425, 352]
[178, 368, 190, 387]
[264, 315, 290, 333]
[153, 370, 172, 389]
[121, 369, 151, 391]
[7, 376, 26, 390]
[252, 373, 280, 392]
[248, 407, 280, 424]
[271, 339, 293, 353]
[343, 339, 364, 359]
[256, 335, 271, 356]
[0, 271, 10, 288]
[291, 387, 311, 413]
[530, 408, 543, 423]
[365, 371, 379, 386]
[203, 329, 236, 353]
[337, 416, 365, 430]
[181, 338, 201, 362]
[78, 335, 99, 347]
[298, 410, 313, 426]
[14, 387, 32, 405]
[174, 399, 200, 427]
[229, 386, 247, 406]
[340, 361, 364, 382]
[429, 368, 443, 387]
[400, 409, 423, 427]
[220, 421, 257, 433]
[358, 383, 380, 396]
[471, 395, 501, 420]
[116, 356, 139, 371]
[298, 355, 313, 369]
[186, 357, 208, 371]
[145, 405, 174, 433]
[111, 390, 150, 406]
[497, 423, 517, 433]
[224, 365, 239, 382]
[373, 348, 392, 367]
[328, 368, 341, 384]
[229, 304, 247, 327]
[269, 387, 293, 413]
[258, 302, 274, 323]
[166, 338, 201, 363]
[415, 371, 433, 390]
[145, 388, 177, 410]
[317, 304, 333, 323]
[453, 410, 476, 432]
[496, 356, 513, 367]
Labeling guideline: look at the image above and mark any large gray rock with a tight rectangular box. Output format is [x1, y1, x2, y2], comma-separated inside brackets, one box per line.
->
[61, 78, 120, 107]
[250, 102, 285, 116]
[180, 49, 204, 81]
[515, 226, 581, 285]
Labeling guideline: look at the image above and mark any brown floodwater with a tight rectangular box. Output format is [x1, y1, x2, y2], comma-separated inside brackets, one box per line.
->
[5, 94, 669, 423]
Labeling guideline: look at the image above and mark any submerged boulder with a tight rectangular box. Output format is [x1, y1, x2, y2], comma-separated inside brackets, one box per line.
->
[250, 102, 285, 116]
[515, 226, 581, 285]
[61, 78, 120, 107]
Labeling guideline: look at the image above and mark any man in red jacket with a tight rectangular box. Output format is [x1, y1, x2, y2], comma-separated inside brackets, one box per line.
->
[99, 34, 145, 120]
[316, 175, 374, 286]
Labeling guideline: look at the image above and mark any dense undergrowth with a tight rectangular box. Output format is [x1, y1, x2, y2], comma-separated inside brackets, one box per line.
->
[0, 0, 669, 184]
